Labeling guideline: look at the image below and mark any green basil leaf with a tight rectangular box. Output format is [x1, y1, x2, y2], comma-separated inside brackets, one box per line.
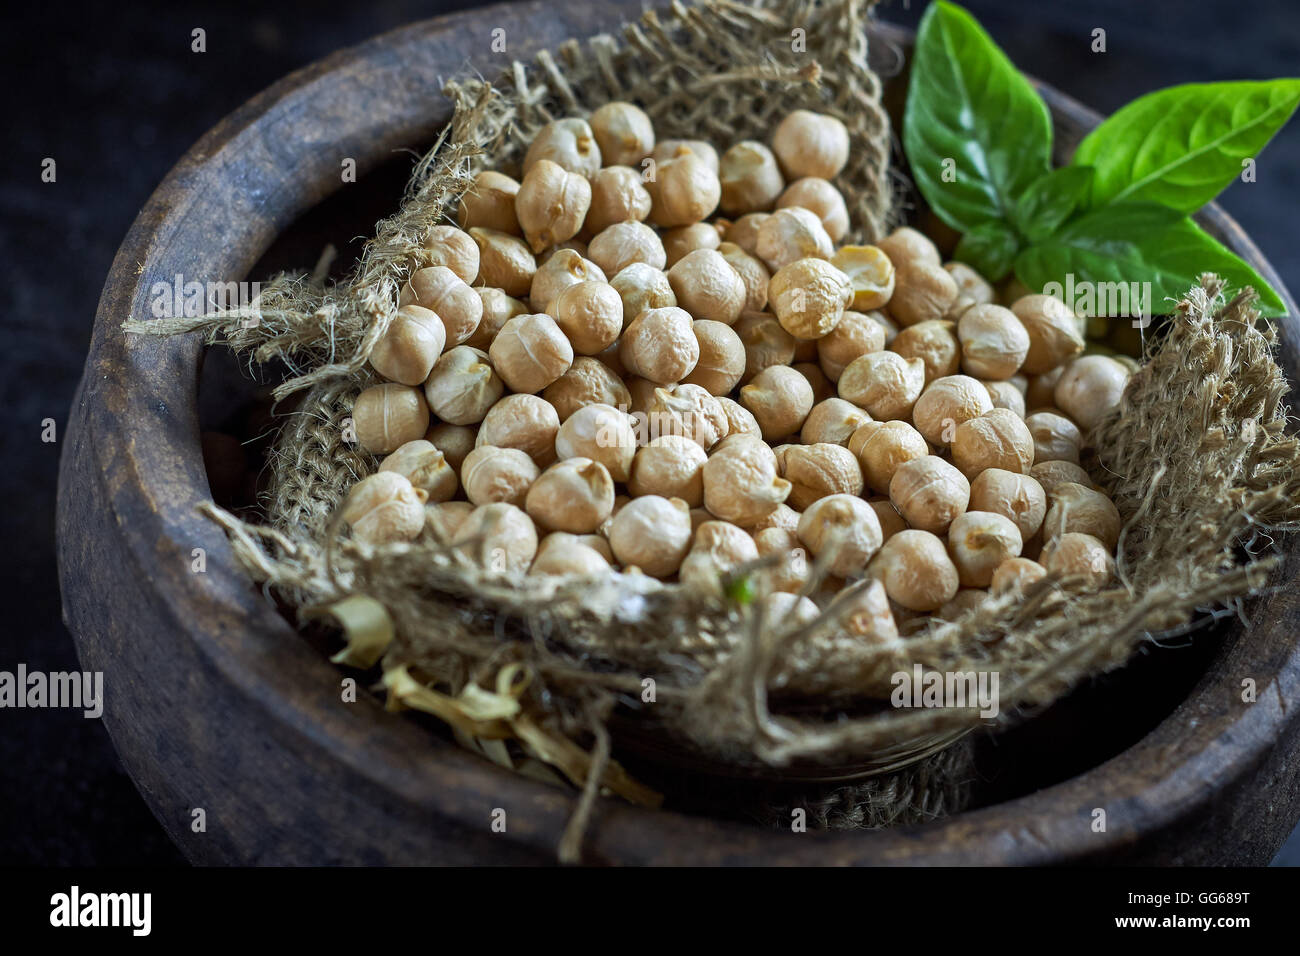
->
[1074, 79, 1300, 213]
[1013, 166, 1094, 241]
[903, 0, 1053, 232]
[955, 221, 1020, 281]
[1015, 203, 1286, 317]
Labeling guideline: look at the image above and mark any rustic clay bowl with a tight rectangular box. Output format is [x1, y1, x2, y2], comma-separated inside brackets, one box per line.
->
[57, 2, 1300, 864]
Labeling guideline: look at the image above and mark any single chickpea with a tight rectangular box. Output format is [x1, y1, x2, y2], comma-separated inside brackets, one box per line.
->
[457, 171, 521, 236]
[370, 304, 446, 386]
[890, 319, 961, 383]
[868, 498, 907, 542]
[1043, 482, 1121, 551]
[1029, 459, 1093, 497]
[589, 102, 655, 167]
[516, 160, 593, 253]
[716, 396, 763, 440]
[342, 472, 427, 545]
[817, 310, 886, 382]
[584, 166, 653, 235]
[768, 257, 852, 340]
[1054, 355, 1131, 431]
[1040, 532, 1115, 588]
[551, 280, 623, 355]
[984, 380, 1027, 418]
[488, 313, 573, 394]
[725, 213, 770, 256]
[661, 222, 723, 268]
[756, 207, 834, 271]
[702, 437, 791, 527]
[958, 303, 1030, 380]
[943, 261, 996, 319]
[784, 443, 865, 510]
[452, 502, 539, 574]
[354, 383, 430, 454]
[968, 467, 1047, 542]
[607, 495, 693, 577]
[947, 511, 1023, 587]
[425, 423, 476, 472]
[650, 139, 719, 172]
[876, 227, 942, 271]
[777, 177, 849, 241]
[679, 520, 760, 592]
[740, 365, 815, 440]
[423, 346, 503, 425]
[751, 502, 801, 535]
[379, 439, 458, 503]
[648, 384, 729, 450]
[869, 529, 960, 612]
[525, 457, 616, 533]
[402, 266, 483, 345]
[1025, 411, 1083, 464]
[838, 351, 926, 421]
[771, 110, 850, 180]
[555, 402, 638, 482]
[889, 454, 970, 535]
[797, 494, 883, 578]
[461, 445, 540, 507]
[629, 434, 707, 505]
[889, 260, 959, 327]
[991, 556, 1048, 595]
[911, 374, 993, 447]
[530, 533, 612, 577]
[849, 419, 929, 493]
[801, 397, 871, 445]
[646, 150, 721, 228]
[1024, 366, 1066, 412]
[424, 500, 475, 541]
[830, 246, 896, 313]
[620, 306, 699, 384]
[587, 221, 666, 276]
[717, 242, 770, 313]
[466, 288, 527, 350]
[683, 320, 746, 395]
[542, 356, 631, 421]
[420, 225, 480, 283]
[952, 408, 1035, 478]
[718, 140, 785, 214]
[610, 263, 676, 322]
[522, 117, 602, 178]
[668, 249, 747, 325]
[735, 311, 797, 382]
[759, 592, 822, 635]
[469, 228, 536, 296]
[476, 393, 560, 467]
[1012, 294, 1085, 374]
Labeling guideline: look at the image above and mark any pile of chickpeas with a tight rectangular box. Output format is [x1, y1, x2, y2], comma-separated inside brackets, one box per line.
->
[343, 102, 1133, 634]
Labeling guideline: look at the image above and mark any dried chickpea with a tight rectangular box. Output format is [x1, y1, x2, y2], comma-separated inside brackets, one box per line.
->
[740, 365, 815, 440]
[1040, 532, 1115, 588]
[452, 502, 538, 574]
[1024, 366, 1065, 412]
[760, 592, 822, 635]
[342, 472, 427, 545]
[651, 139, 719, 172]
[817, 310, 886, 381]
[777, 177, 849, 241]
[457, 171, 521, 236]
[648, 384, 729, 450]
[869, 529, 959, 612]
[716, 396, 762, 440]
[555, 402, 637, 482]
[912, 374, 993, 447]
[718, 141, 784, 215]
[487, 313, 572, 393]
[1025, 411, 1083, 464]
[423, 346, 503, 426]
[952, 408, 1035, 478]
[629, 434, 707, 505]
[425, 422, 477, 475]
[958, 303, 1030, 380]
[944, 261, 995, 319]
[889, 454, 970, 535]
[370, 304, 446, 386]
[584, 166, 653, 235]
[968, 468, 1047, 542]
[523, 117, 602, 178]
[379, 439, 457, 503]
[542, 356, 631, 421]
[725, 213, 770, 256]
[530, 533, 612, 577]
[771, 110, 850, 180]
[402, 266, 483, 345]
[838, 351, 926, 421]
[589, 102, 654, 167]
[768, 257, 851, 339]
[461, 445, 539, 507]
[679, 520, 760, 592]
[667, 249, 747, 324]
[683, 320, 746, 395]
[620, 306, 699, 384]
[784, 443, 864, 510]
[1043, 482, 1121, 551]
[756, 207, 833, 271]
[797, 494, 883, 578]
[551, 280, 623, 355]
[889, 260, 959, 328]
[1054, 355, 1131, 431]
[607, 495, 693, 577]
[751, 502, 801, 535]
[420, 225, 480, 284]
[717, 242, 770, 313]
[876, 227, 942, 271]
[1012, 294, 1085, 374]
[469, 228, 535, 296]
[661, 222, 722, 268]
[753, 527, 808, 593]
[467, 288, 527, 350]
[991, 556, 1047, 595]
[609, 262, 675, 322]
[869, 498, 907, 542]
[831, 246, 896, 312]
[525, 457, 616, 533]
[425, 500, 474, 541]
[983, 380, 1026, 418]
[735, 311, 796, 382]
[849, 419, 929, 493]
[516, 160, 592, 253]
[476, 393, 560, 467]
[794, 362, 834, 404]
[354, 383, 430, 454]
[801, 397, 871, 445]
[587, 221, 666, 277]
[1030, 459, 1093, 496]
[702, 437, 791, 527]
[890, 319, 961, 383]
[625, 376, 662, 415]
[867, 310, 900, 345]
[646, 150, 721, 228]
[947, 511, 1023, 587]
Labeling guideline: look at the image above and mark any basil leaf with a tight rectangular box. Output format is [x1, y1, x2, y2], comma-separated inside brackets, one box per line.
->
[1074, 79, 1300, 213]
[955, 220, 1020, 281]
[903, 0, 1053, 232]
[1013, 166, 1094, 242]
[1015, 203, 1286, 317]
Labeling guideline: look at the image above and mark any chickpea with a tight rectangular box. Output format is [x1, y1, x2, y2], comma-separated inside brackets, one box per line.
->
[648, 383, 729, 450]
[1012, 294, 1085, 374]
[661, 222, 723, 268]
[466, 288, 527, 350]
[402, 266, 483, 345]
[587, 221, 665, 277]
[679, 520, 760, 592]
[1040, 532, 1115, 588]
[717, 242, 770, 313]
[525, 457, 616, 533]
[461, 445, 539, 507]
[816, 310, 886, 382]
[1043, 482, 1121, 551]
[452, 502, 539, 574]
[629, 434, 707, 505]
[912, 374, 993, 447]
[876, 227, 942, 271]
[1025, 411, 1083, 464]
[593, 339, 626, 379]
[620, 306, 699, 384]
[889, 260, 959, 328]
[370, 304, 446, 386]
[476, 393, 560, 467]
[703, 437, 791, 527]
[550, 280, 623, 355]
[890, 454, 970, 535]
[424, 500, 475, 541]
[952, 408, 1035, 478]
[767, 257, 852, 340]
[542, 356, 631, 421]
[423, 346, 503, 425]
[468, 228, 535, 296]
[751, 502, 801, 535]
[625, 376, 662, 415]
[838, 351, 926, 421]
[725, 213, 770, 256]
[777, 177, 849, 241]
[530, 533, 612, 577]
[683, 320, 746, 395]
[801, 397, 871, 445]
[759, 592, 822, 635]
[735, 311, 796, 382]
[868, 498, 907, 542]
[666, 249, 746, 325]
[651, 139, 719, 172]
[991, 557, 1048, 596]
[1054, 355, 1130, 431]
[771, 109, 850, 180]
[984, 380, 1027, 418]
[609, 262, 675, 322]
[1030, 459, 1093, 497]
[523, 117, 602, 178]
[354, 383, 430, 454]
[584, 166, 653, 235]
[797, 494, 882, 578]
[516, 159, 593, 253]
[784, 443, 864, 510]
[486, 313, 572, 393]
[740, 365, 814, 440]
[716, 396, 762, 440]
[793, 362, 833, 404]
[890, 319, 961, 383]
[457, 171, 521, 236]
[849, 419, 929, 493]
[869, 529, 959, 612]
[589, 102, 654, 167]
[419, 225, 480, 284]
[718, 140, 784, 214]
[379, 439, 458, 503]
[425, 422, 477, 472]
[946, 511, 1023, 587]
[647, 151, 721, 228]
[867, 310, 899, 345]
[968, 468, 1047, 542]
[830, 245, 896, 313]
[943, 261, 995, 319]
[555, 402, 637, 482]
[607, 495, 693, 577]
[958, 303, 1029, 380]
[342, 471, 427, 545]
[756, 207, 833, 271]
[1024, 366, 1066, 413]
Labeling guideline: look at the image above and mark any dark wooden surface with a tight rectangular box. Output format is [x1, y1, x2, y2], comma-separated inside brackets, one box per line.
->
[55, 3, 1300, 864]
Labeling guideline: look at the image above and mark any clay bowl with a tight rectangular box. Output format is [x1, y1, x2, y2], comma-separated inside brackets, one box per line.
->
[56, 2, 1300, 864]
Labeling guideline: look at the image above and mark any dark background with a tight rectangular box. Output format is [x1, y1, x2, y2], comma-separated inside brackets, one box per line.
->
[2, 0, 1298, 865]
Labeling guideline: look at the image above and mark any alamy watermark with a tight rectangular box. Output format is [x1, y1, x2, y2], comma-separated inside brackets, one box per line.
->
[0, 664, 102, 718]
[890, 664, 1000, 718]
[149, 274, 263, 325]
[1041, 272, 1153, 328]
